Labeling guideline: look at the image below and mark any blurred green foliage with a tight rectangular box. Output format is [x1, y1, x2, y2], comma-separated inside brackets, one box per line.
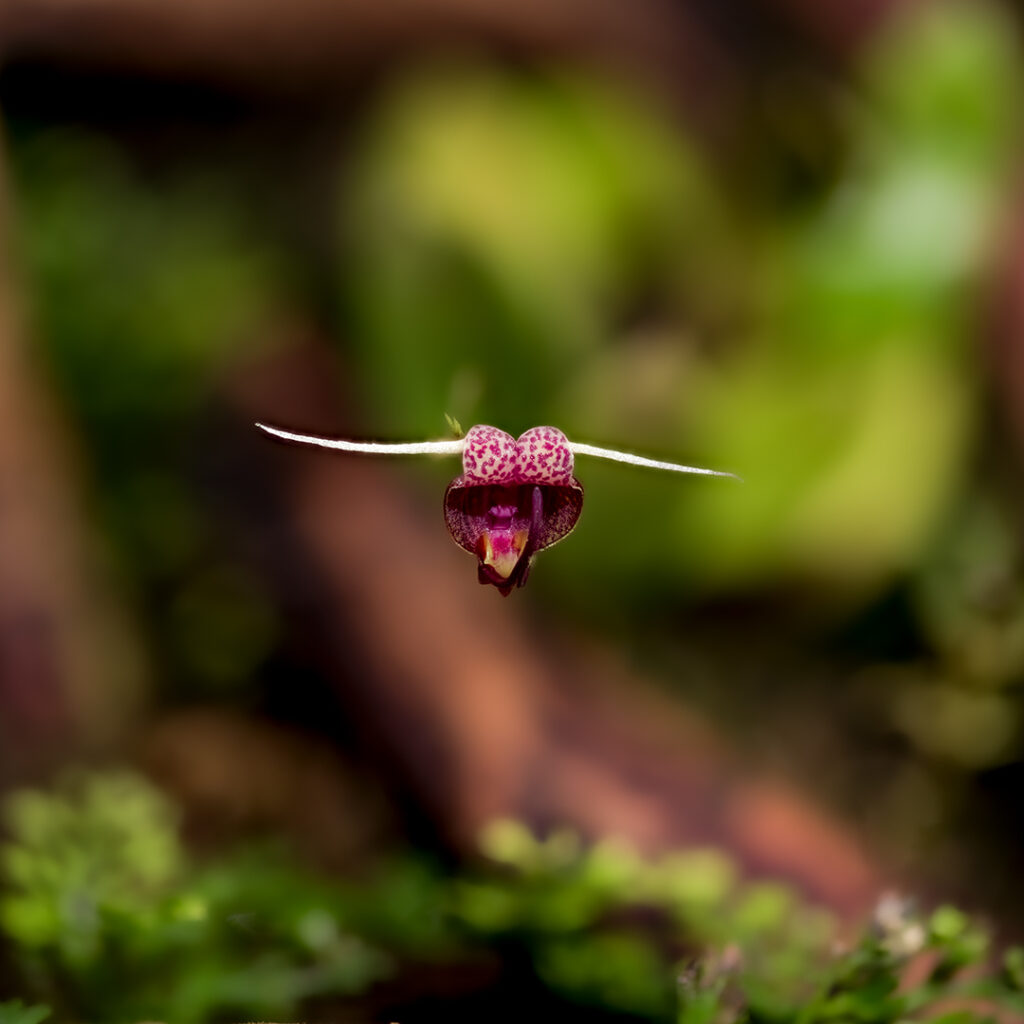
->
[1, 772, 182, 962]
[344, 65, 729, 438]
[0, 1003, 50, 1024]
[0, 772, 397, 1021]
[342, 1, 1021, 604]
[2, 774, 1023, 1023]
[8, 133, 283, 696]
[12, 133, 280, 434]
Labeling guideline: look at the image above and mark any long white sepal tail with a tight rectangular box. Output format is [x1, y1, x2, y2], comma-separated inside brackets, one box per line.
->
[569, 441, 740, 480]
[255, 422, 466, 456]
[257, 422, 739, 479]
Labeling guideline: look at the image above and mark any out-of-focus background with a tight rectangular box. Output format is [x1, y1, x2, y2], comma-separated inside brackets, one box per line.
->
[0, 0, 1023, 1020]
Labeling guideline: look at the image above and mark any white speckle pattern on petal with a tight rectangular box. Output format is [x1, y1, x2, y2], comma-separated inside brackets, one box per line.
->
[460, 425, 573, 486]
[461, 425, 518, 484]
[512, 426, 574, 485]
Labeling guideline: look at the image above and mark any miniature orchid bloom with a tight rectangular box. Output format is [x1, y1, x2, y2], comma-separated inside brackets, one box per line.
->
[256, 422, 737, 595]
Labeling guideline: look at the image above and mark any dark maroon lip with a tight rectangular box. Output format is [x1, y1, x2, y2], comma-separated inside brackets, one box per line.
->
[444, 480, 583, 595]
[443, 481, 584, 553]
[474, 484, 543, 595]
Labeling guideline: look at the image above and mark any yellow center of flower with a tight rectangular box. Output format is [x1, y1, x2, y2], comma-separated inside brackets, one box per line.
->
[480, 529, 529, 579]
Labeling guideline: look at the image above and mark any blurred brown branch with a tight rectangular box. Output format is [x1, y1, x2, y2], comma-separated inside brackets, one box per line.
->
[0, 0, 916, 86]
[0, 0, 731, 113]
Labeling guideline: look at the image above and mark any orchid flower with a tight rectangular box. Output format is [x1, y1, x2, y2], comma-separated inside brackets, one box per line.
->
[257, 422, 738, 595]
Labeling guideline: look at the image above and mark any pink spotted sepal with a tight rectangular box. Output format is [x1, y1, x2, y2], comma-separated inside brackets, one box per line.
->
[444, 425, 583, 596]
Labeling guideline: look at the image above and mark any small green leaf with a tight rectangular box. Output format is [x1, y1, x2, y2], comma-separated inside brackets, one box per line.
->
[1003, 946, 1024, 990]
[930, 905, 969, 941]
[0, 1001, 51, 1024]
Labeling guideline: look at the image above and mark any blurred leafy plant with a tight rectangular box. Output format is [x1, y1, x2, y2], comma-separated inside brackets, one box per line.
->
[679, 897, 1024, 1023]
[0, 1003, 50, 1024]
[1, 771, 182, 964]
[468, 822, 1024, 1024]
[0, 772, 397, 1022]
[2, 773, 1022, 1023]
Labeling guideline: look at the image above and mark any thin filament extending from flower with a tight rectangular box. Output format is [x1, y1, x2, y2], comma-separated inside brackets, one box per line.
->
[255, 422, 466, 456]
[256, 422, 739, 479]
[569, 442, 741, 480]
